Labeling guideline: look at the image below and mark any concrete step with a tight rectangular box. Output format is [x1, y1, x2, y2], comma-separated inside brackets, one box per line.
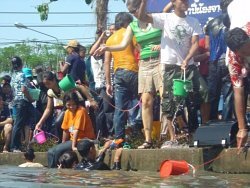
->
[0, 148, 249, 174]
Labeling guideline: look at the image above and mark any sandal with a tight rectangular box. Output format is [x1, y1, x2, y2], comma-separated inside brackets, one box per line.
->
[137, 141, 153, 149]
[237, 129, 249, 154]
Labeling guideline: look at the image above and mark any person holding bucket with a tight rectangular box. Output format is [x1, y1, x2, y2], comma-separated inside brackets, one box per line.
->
[47, 91, 95, 168]
[35, 72, 97, 137]
[94, 1, 166, 148]
[60, 40, 86, 84]
[137, 0, 202, 148]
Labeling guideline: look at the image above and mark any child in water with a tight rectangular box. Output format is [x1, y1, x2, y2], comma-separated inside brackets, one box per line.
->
[58, 151, 79, 169]
[19, 148, 43, 168]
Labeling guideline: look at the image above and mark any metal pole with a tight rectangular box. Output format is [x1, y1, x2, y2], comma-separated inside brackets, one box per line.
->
[14, 22, 60, 71]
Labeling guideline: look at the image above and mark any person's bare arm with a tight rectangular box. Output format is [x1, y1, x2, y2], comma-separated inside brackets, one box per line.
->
[104, 51, 113, 97]
[22, 86, 34, 103]
[35, 96, 54, 130]
[89, 32, 106, 55]
[62, 130, 70, 143]
[77, 84, 98, 109]
[138, 0, 153, 23]
[60, 62, 69, 74]
[181, 35, 200, 70]
[163, 2, 173, 13]
[94, 27, 133, 56]
[107, 26, 133, 51]
[0, 118, 13, 127]
[72, 130, 79, 151]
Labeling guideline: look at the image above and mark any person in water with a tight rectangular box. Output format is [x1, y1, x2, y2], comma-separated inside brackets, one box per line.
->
[74, 139, 110, 170]
[19, 148, 43, 168]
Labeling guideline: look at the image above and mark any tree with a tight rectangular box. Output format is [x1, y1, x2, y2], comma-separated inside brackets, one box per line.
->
[37, 0, 125, 32]
[0, 43, 65, 72]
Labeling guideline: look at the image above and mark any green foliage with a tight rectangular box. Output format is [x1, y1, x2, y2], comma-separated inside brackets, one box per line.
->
[0, 43, 66, 72]
[36, 0, 125, 21]
[85, 0, 92, 5]
[32, 138, 58, 152]
[37, 3, 49, 21]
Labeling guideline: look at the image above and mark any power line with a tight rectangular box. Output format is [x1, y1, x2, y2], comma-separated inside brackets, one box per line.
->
[0, 37, 95, 41]
[0, 24, 97, 28]
[0, 11, 123, 14]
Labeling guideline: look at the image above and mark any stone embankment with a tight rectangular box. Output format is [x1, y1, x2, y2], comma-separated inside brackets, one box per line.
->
[0, 148, 249, 173]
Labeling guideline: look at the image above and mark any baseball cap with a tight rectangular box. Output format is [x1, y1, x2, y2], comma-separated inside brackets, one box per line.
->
[225, 27, 250, 52]
[64, 40, 80, 49]
[77, 139, 95, 157]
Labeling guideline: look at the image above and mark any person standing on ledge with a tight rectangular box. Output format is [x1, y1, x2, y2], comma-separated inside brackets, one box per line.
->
[136, 0, 202, 148]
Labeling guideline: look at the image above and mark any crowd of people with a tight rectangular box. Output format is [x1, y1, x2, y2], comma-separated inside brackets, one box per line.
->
[0, 0, 249, 169]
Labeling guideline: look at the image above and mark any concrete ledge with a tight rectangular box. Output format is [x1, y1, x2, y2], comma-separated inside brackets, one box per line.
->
[0, 148, 249, 173]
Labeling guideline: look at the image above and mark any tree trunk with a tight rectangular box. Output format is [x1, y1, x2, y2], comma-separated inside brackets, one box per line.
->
[96, 0, 109, 32]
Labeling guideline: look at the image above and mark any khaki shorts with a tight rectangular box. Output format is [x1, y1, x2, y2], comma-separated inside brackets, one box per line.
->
[138, 58, 162, 94]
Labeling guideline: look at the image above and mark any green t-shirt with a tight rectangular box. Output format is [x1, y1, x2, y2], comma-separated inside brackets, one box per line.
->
[130, 20, 162, 60]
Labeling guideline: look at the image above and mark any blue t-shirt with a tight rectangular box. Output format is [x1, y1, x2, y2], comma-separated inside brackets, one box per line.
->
[66, 53, 86, 83]
[205, 14, 228, 62]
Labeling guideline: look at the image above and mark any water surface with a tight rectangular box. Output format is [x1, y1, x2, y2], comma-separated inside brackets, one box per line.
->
[0, 166, 249, 187]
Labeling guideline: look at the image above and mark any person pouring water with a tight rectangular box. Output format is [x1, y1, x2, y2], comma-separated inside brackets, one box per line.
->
[47, 91, 96, 168]
[136, 0, 202, 148]
[34, 71, 98, 139]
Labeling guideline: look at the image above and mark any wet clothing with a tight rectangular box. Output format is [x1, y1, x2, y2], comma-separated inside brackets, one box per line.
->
[106, 27, 138, 139]
[129, 20, 162, 94]
[61, 106, 95, 141]
[48, 106, 95, 168]
[129, 20, 161, 60]
[106, 28, 138, 73]
[74, 160, 110, 171]
[205, 15, 228, 62]
[75, 153, 110, 170]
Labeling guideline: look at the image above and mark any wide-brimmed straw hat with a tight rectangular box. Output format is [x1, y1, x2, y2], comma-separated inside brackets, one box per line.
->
[64, 40, 79, 49]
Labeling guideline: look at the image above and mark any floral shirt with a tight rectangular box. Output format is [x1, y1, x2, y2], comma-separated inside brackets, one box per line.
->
[11, 70, 29, 101]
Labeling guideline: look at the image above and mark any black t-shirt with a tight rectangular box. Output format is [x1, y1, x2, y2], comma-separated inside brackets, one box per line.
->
[74, 152, 110, 170]
[66, 53, 86, 83]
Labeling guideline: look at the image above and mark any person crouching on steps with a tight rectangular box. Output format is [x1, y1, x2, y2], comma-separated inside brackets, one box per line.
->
[47, 91, 95, 168]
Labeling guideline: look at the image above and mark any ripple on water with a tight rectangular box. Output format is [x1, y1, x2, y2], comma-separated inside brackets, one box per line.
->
[0, 166, 249, 187]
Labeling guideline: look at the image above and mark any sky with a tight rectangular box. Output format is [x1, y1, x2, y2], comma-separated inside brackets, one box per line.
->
[0, 0, 221, 48]
[0, 0, 127, 47]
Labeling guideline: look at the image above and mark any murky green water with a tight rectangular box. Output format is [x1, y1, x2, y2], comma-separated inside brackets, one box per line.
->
[0, 166, 249, 188]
